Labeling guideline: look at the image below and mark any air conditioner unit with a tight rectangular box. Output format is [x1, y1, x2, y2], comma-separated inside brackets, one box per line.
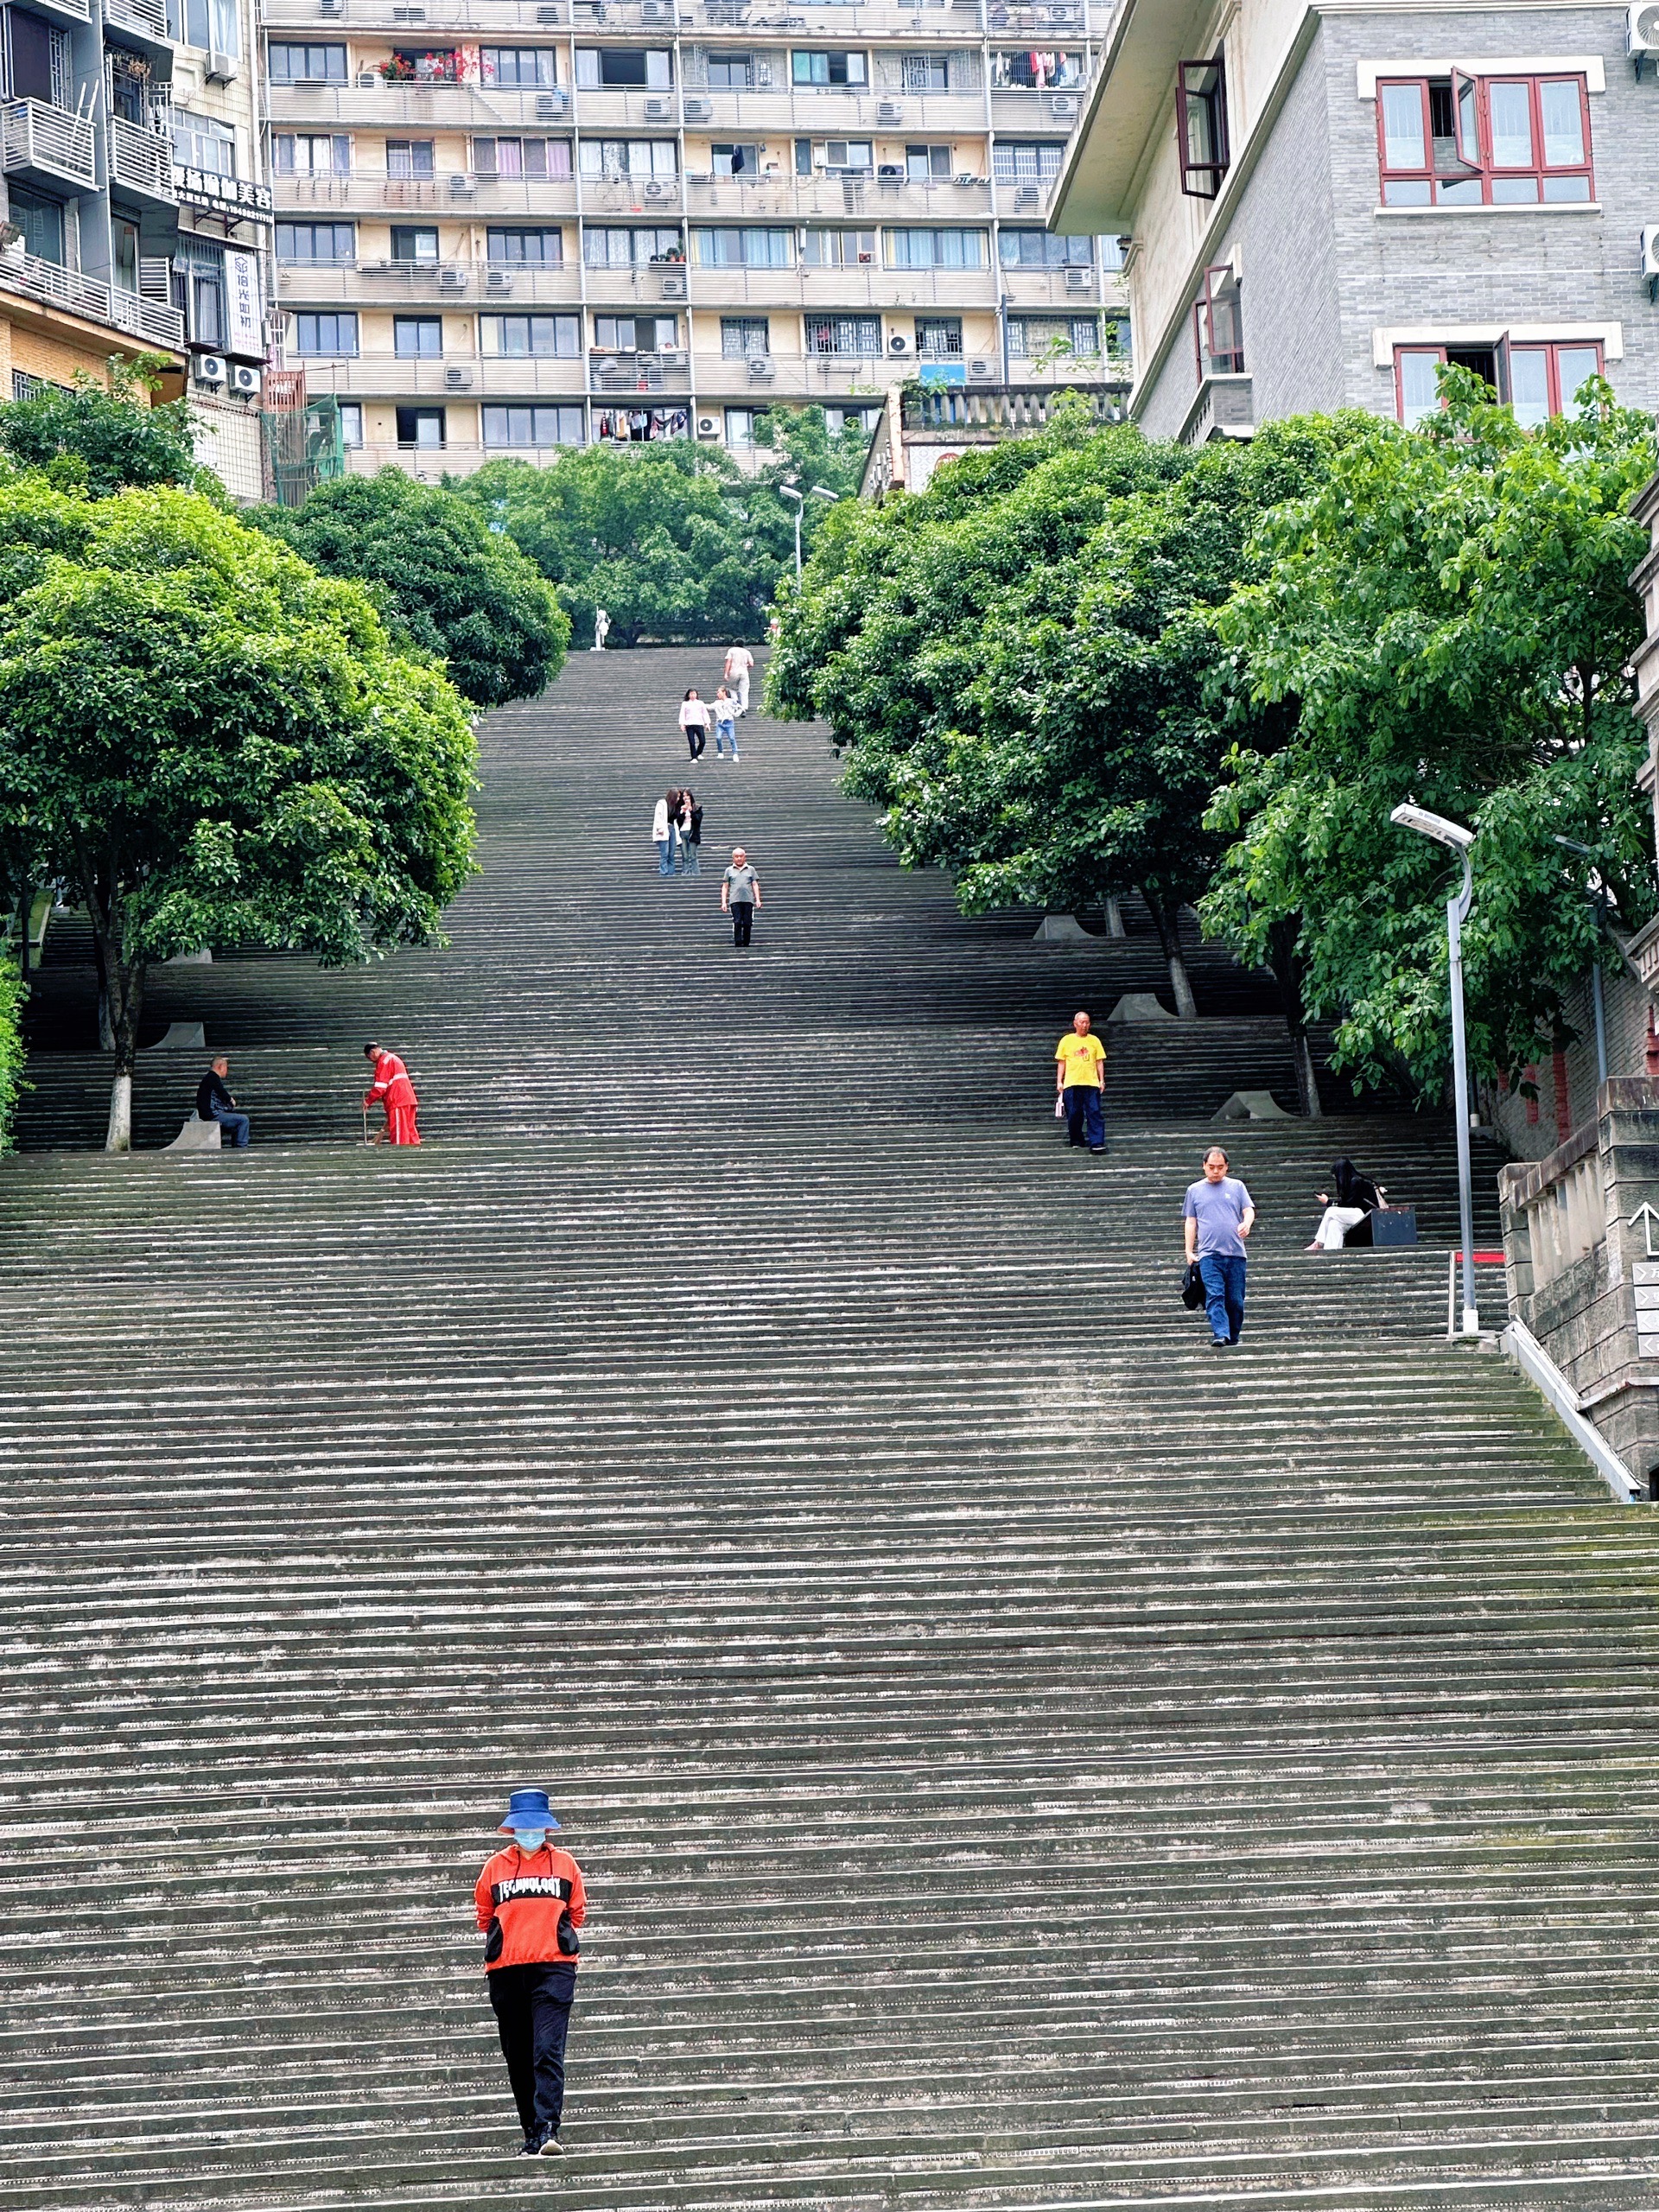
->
[449, 173, 475, 194]
[194, 353, 227, 383]
[683, 94, 711, 118]
[357, 71, 378, 86]
[660, 346, 687, 365]
[392, 3, 425, 16]
[444, 365, 474, 386]
[641, 0, 668, 19]
[643, 95, 671, 118]
[437, 266, 468, 288]
[317, 0, 342, 16]
[207, 49, 237, 79]
[1630, 1, 1659, 63]
[887, 333, 907, 354]
[230, 362, 261, 394]
[642, 177, 672, 199]
[486, 267, 513, 289]
[697, 414, 718, 435]
[595, 354, 620, 374]
[1063, 264, 1090, 290]
[535, 89, 569, 114]
[1049, 92, 1077, 117]
[875, 100, 902, 123]
[876, 162, 902, 178]
[659, 271, 687, 296]
[1014, 184, 1039, 207]
[747, 356, 774, 379]
[537, 2, 563, 17]
[967, 356, 993, 378]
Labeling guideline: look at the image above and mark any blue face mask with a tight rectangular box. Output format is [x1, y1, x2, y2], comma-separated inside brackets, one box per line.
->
[512, 1829, 547, 1853]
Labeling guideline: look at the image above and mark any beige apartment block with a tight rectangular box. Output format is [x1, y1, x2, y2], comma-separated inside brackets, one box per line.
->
[264, 0, 1128, 474]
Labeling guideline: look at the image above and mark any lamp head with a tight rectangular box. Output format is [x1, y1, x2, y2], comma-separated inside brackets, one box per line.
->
[809, 484, 837, 501]
[1389, 802, 1475, 853]
[779, 484, 804, 505]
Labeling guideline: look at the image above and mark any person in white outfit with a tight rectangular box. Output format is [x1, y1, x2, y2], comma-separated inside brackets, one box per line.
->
[652, 792, 676, 876]
[723, 643, 754, 716]
[1308, 1158, 1386, 1250]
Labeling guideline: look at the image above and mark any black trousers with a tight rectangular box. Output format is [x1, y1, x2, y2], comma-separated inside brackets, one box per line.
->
[685, 728, 705, 757]
[730, 901, 753, 945]
[487, 1961, 576, 2133]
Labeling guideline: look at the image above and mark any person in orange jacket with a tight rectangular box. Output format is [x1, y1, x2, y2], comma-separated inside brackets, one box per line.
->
[475, 1788, 588, 2157]
[362, 1042, 421, 1146]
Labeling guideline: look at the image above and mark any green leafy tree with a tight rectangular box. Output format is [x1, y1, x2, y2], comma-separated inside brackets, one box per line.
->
[0, 481, 477, 1150]
[250, 468, 568, 707]
[767, 407, 1341, 1053]
[453, 409, 868, 646]
[1202, 372, 1658, 1103]
[0, 353, 207, 498]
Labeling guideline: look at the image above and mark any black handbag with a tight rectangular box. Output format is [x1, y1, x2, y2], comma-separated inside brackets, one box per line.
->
[556, 1909, 581, 1957]
[1180, 1262, 1205, 1311]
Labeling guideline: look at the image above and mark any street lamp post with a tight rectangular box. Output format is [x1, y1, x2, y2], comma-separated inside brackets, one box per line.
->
[779, 483, 839, 581]
[1554, 834, 1610, 1084]
[1390, 803, 1480, 1338]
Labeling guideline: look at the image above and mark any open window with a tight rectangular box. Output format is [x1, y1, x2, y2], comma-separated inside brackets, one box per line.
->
[1192, 263, 1243, 378]
[1376, 71, 1592, 206]
[1395, 338, 1603, 428]
[1178, 57, 1228, 199]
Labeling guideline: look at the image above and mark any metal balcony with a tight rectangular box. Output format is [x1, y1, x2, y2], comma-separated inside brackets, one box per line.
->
[104, 0, 175, 56]
[0, 244, 184, 347]
[1, 99, 97, 191]
[108, 113, 177, 203]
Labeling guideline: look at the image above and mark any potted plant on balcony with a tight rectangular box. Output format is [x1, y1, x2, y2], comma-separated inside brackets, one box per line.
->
[377, 54, 417, 81]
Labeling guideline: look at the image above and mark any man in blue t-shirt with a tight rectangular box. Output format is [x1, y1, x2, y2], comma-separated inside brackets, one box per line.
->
[1183, 1145, 1255, 1348]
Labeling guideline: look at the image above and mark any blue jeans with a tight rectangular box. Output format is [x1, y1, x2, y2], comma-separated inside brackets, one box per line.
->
[1063, 1084, 1103, 1150]
[715, 720, 737, 755]
[1199, 1252, 1246, 1344]
[212, 1109, 251, 1149]
[657, 838, 672, 875]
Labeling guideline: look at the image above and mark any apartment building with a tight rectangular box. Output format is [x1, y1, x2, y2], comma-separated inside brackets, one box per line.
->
[263, 0, 1128, 474]
[1053, 3, 1659, 446]
[0, 0, 270, 487]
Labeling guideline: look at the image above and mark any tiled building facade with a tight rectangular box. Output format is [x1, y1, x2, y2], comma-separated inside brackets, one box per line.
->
[0, 0, 271, 490]
[1055, 3, 1659, 446]
[263, 0, 1129, 474]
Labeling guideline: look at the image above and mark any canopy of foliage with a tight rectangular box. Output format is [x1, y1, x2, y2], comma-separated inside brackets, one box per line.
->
[0, 478, 477, 1145]
[452, 407, 868, 646]
[250, 467, 569, 706]
[0, 353, 207, 498]
[1203, 372, 1657, 1099]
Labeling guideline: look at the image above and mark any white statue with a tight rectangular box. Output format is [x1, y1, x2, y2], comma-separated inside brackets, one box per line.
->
[593, 607, 610, 652]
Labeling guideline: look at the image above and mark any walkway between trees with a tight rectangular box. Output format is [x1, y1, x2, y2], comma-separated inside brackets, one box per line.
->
[0, 653, 1656, 2209]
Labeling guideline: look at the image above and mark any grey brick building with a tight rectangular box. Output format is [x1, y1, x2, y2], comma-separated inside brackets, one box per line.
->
[1053, 3, 1659, 443]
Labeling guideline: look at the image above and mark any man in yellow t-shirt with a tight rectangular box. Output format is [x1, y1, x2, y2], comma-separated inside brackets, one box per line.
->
[1054, 1010, 1107, 1154]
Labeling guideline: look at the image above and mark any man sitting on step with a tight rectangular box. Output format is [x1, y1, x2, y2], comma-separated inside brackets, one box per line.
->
[195, 1057, 250, 1148]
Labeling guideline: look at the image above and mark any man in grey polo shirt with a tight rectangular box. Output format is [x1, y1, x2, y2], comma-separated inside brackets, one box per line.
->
[1183, 1145, 1255, 1349]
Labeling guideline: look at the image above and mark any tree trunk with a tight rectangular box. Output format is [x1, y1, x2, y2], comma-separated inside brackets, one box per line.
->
[79, 857, 143, 1152]
[1102, 896, 1127, 940]
[104, 963, 143, 1153]
[1143, 894, 1198, 1018]
[1267, 916, 1322, 1120]
[105, 1069, 132, 1154]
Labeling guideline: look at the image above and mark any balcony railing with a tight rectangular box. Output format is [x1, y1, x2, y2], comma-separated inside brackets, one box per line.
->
[900, 378, 1128, 433]
[0, 245, 184, 346]
[108, 114, 177, 200]
[104, 0, 173, 41]
[2, 99, 96, 189]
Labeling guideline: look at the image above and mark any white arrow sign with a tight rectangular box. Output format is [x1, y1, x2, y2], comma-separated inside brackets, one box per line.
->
[1630, 1202, 1659, 1258]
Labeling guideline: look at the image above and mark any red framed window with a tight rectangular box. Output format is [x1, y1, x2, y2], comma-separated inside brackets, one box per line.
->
[1376, 73, 1592, 206]
[1178, 57, 1228, 199]
[1193, 264, 1243, 380]
[1395, 338, 1603, 428]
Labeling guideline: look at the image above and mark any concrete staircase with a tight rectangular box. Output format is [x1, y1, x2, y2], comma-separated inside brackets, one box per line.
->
[0, 652, 1656, 2209]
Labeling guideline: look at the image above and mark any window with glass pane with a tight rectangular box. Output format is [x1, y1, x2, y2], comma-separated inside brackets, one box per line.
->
[821, 140, 872, 170]
[901, 54, 947, 90]
[338, 401, 364, 447]
[991, 141, 1064, 181]
[484, 404, 584, 446]
[481, 48, 557, 86]
[277, 222, 356, 262]
[395, 316, 442, 357]
[998, 228, 1090, 266]
[293, 312, 358, 355]
[1393, 339, 1602, 426]
[489, 228, 564, 263]
[174, 111, 236, 175]
[708, 54, 753, 87]
[916, 317, 961, 357]
[269, 41, 346, 81]
[579, 138, 677, 178]
[275, 134, 351, 175]
[884, 228, 984, 269]
[791, 50, 866, 85]
[906, 144, 951, 182]
[724, 406, 766, 446]
[7, 188, 62, 265]
[1192, 264, 1242, 377]
[805, 313, 879, 354]
[594, 315, 676, 350]
[693, 228, 791, 265]
[1178, 55, 1227, 197]
[480, 314, 580, 355]
[575, 47, 671, 85]
[711, 143, 762, 176]
[584, 226, 681, 264]
[391, 226, 438, 262]
[387, 141, 435, 179]
[802, 228, 874, 265]
[397, 406, 445, 447]
[721, 315, 769, 357]
[1375, 73, 1592, 205]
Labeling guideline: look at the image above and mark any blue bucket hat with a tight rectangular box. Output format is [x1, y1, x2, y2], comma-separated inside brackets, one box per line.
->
[499, 1789, 561, 1834]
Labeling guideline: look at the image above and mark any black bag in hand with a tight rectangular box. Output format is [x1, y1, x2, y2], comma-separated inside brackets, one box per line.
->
[556, 1908, 580, 1958]
[1180, 1261, 1205, 1312]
